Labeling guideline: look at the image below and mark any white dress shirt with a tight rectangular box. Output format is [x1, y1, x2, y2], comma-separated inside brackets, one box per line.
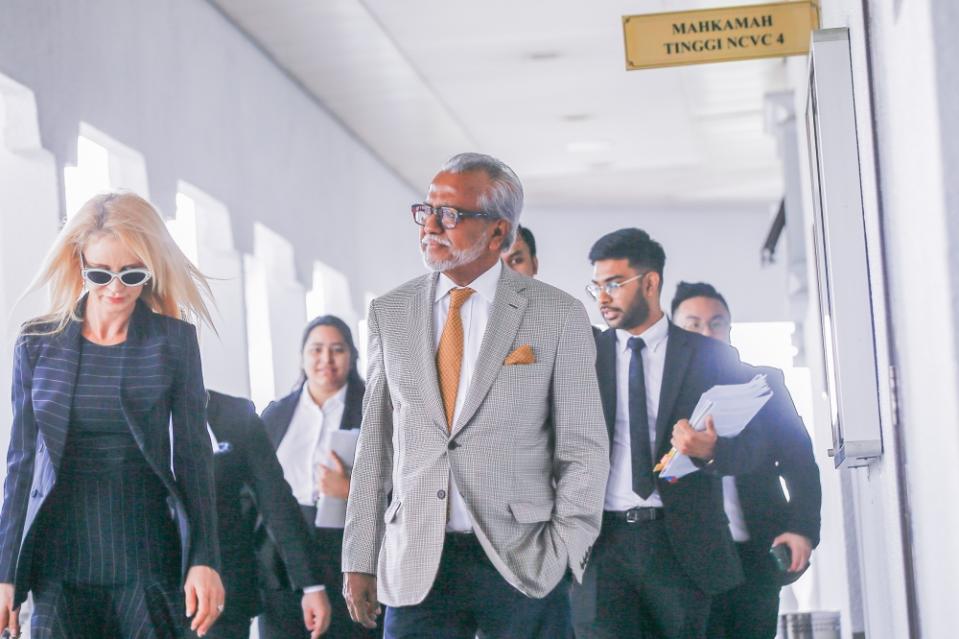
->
[276, 384, 347, 506]
[604, 313, 670, 511]
[723, 477, 751, 541]
[433, 259, 502, 532]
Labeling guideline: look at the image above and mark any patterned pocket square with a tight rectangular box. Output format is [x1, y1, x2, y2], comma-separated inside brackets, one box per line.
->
[504, 344, 536, 365]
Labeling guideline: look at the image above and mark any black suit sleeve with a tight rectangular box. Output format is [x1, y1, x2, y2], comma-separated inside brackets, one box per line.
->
[0, 334, 38, 582]
[764, 370, 822, 546]
[700, 345, 774, 476]
[240, 410, 325, 589]
[171, 323, 220, 571]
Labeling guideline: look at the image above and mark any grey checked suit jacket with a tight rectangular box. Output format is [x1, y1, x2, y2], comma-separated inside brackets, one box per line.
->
[342, 266, 609, 607]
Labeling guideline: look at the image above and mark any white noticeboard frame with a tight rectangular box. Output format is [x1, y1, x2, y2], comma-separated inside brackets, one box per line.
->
[805, 27, 883, 468]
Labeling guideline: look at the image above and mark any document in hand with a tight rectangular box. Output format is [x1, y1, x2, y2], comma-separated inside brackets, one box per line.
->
[315, 428, 360, 529]
[657, 374, 772, 482]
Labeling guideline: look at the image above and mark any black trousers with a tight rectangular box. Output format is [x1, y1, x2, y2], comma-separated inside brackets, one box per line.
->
[29, 581, 190, 639]
[29, 462, 185, 639]
[572, 515, 710, 639]
[384, 533, 572, 639]
[205, 611, 253, 639]
[705, 542, 781, 639]
[259, 527, 380, 639]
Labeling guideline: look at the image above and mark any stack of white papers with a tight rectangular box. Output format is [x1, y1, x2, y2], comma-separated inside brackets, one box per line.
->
[315, 428, 360, 529]
[657, 374, 772, 481]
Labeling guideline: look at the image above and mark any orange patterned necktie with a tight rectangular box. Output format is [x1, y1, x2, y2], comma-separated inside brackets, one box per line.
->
[437, 287, 475, 430]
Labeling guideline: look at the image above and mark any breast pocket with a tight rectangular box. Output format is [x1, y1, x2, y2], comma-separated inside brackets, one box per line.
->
[494, 362, 551, 399]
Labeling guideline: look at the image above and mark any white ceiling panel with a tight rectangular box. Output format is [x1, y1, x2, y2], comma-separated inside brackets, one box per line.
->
[212, 0, 786, 207]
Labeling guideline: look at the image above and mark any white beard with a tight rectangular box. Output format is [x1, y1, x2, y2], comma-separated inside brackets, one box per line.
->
[420, 234, 489, 272]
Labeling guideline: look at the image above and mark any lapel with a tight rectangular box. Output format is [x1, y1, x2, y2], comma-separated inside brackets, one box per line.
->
[118, 301, 157, 455]
[341, 380, 365, 430]
[35, 311, 85, 468]
[452, 267, 528, 436]
[595, 328, 618, 446]
[654, 322, 693, 455]
[265, 389, 301, 450]
[410, 273, 450, 433]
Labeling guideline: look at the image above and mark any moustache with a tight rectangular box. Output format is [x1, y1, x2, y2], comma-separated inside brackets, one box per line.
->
[421, 236, 451, 247]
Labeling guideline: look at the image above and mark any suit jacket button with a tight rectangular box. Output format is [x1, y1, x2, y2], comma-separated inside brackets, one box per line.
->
[437, 489, 447, 500]
[448, 441, 459, 450]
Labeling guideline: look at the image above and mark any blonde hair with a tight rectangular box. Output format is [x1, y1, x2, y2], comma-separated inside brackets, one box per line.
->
[23, 191, 214, 334]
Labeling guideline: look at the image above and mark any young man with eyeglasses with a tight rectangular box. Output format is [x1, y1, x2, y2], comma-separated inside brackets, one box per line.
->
[671, 282, 821, 639]
[571, 228, 788, 639]
[342, 153, 608, 639]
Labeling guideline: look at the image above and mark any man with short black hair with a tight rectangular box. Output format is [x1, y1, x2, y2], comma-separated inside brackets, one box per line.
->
[670, 282, 731, 343]
[572, 228, 779, 639]
[672, 281, 822, 639]
[502, 225, 539, 277]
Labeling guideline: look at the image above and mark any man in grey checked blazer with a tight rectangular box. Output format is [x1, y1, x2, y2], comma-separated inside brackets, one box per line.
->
[342, 153, 609, 639]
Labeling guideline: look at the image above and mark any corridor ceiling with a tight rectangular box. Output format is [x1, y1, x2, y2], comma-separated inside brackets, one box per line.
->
[211, 0, 787, 208]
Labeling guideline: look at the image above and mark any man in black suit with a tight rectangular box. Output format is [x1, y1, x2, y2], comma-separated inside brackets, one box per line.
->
[572, 228, 779, 639]
[671, 282, 821, 639]
[205, 391, 331, 638]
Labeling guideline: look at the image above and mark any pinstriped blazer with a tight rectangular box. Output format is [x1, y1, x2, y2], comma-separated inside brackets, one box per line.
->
[342, 266, 609, 606]
[0, 300, 220, 605]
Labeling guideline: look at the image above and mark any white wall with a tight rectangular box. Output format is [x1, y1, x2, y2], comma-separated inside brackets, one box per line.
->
[789, 0, 959, 636]
[857, 1, 959, 636]
[0, 74, 61, 481]
[522, 203, 788, 325]
[172, 185, 252, 398]
[0, 0, 421, 313]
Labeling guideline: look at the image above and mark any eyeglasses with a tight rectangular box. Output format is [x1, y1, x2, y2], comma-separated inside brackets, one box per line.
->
[411, 203, 493, 229]
[585, 272, 647, 300]
[81, 256, 153, 288]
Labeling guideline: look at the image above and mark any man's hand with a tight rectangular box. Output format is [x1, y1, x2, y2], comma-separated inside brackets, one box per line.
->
[0, 584, 18, 639]
[301, 589, 332, 638]
[772, 532, 813, 572]
[671, 415, 718, 461]
[343, 572, 380, 629]
[319, 452, 351, 499]
[184, 565, 225, 637]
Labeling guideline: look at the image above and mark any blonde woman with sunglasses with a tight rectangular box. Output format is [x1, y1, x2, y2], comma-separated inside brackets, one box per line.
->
[0, 193, 225, 638]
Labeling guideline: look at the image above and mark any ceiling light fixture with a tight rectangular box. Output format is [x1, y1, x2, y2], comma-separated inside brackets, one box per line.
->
[526, 50, 562, 61]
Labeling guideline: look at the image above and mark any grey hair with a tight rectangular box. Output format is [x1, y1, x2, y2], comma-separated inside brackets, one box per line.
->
[441, 152, 523, 247]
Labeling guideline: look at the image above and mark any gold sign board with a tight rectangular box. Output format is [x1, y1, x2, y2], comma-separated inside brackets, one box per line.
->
[622, 1, 820, 70]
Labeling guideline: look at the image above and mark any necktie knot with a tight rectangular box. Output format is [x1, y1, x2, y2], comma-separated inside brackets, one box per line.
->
[449, 287, 475, 311]
[627, 336, 646, 353]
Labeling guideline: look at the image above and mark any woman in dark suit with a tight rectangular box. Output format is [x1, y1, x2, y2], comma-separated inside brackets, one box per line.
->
[0, 193, 225, 638]
[258, 315, 378, 639]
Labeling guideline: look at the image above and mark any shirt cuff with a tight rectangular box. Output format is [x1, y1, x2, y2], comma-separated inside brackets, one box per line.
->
[303, 585, 326, 594]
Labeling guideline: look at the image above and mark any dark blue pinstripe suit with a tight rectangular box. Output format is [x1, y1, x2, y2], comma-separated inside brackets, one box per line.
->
[0, 300, 220, 609]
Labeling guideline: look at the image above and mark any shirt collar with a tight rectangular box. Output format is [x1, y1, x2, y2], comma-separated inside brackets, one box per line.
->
[299, 383, 348, 412]
[434, 259, 502, 305]
[616, 313, 670, 355]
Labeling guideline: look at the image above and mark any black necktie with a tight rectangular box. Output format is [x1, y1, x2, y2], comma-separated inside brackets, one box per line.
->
[628, 337, 655, 499]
